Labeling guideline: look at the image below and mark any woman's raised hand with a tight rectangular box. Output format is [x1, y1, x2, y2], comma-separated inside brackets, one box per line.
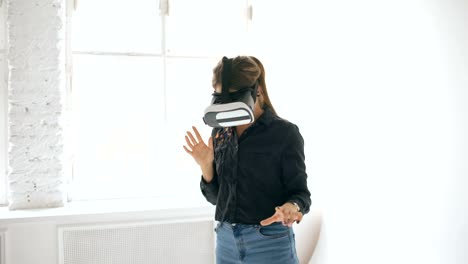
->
[183, 126, 214, 168]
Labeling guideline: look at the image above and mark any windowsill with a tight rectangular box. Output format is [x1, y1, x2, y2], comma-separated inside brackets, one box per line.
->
[0, 196, 215, 225]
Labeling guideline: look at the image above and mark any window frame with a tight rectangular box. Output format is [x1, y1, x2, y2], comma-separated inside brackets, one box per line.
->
[66, 0, 251, 202]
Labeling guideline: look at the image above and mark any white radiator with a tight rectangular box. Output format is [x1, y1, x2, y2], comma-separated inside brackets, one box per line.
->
[58, 219, 215, 264]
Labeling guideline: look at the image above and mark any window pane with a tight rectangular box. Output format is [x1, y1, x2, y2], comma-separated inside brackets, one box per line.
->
[71, 54, 166, 200]
[166, 57, 217, 130]
[164, 58, 217, 197]
[72, 0, 161, 53]
[166, 0, 247, 57]
[246, 0, 291, 57]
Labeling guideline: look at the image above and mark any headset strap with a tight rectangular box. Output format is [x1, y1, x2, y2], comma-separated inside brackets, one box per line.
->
[221, 57, 232, 103]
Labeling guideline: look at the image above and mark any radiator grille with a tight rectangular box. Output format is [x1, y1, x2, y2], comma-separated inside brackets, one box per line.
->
[59, 219, 215, 264]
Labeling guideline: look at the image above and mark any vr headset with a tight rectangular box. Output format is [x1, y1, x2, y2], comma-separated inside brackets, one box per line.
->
[203, 57, 258, 128]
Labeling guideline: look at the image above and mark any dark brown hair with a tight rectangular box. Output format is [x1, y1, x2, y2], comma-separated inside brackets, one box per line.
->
[249, 56, 277, 115]
[212, 56, 277, 115]
[212, 56, 260, 90]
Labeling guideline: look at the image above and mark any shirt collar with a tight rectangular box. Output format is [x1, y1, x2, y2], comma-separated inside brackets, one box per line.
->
[256, 106, 276, 126]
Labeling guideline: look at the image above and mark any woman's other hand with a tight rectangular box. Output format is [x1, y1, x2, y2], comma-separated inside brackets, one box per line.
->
[260, 202, 303, 227]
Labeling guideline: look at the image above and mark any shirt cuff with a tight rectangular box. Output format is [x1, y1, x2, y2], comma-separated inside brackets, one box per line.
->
[200, 175, 216, 189]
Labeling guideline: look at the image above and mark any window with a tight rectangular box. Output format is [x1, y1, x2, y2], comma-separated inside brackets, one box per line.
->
[69, 0, 249, 201]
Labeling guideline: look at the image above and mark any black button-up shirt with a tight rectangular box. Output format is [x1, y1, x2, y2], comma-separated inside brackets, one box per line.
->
[200, 106, 311, 224]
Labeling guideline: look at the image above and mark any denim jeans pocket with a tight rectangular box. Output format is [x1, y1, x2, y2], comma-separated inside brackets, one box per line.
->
[257, 223, 290, 239]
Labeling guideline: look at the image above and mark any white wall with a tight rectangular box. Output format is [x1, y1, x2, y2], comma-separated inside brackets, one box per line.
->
[250, 0, 468, 263]
[6, 0, 67, 209]
[436, 0, 468, 263]
[6, 222, 58, 264]
[0, 0, 8, 205]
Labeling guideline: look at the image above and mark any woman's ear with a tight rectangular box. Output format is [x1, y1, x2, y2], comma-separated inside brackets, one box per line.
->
[257, 85, 263, 97]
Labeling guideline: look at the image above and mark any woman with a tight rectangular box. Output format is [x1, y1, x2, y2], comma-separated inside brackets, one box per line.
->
[183, 56, 311, 264]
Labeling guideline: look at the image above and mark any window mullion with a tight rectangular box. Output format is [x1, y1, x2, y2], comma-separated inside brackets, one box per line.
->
[160, 0, 168, 125]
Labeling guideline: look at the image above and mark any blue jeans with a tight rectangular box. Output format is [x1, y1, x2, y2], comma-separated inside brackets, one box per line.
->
[215, 221, 299, 264]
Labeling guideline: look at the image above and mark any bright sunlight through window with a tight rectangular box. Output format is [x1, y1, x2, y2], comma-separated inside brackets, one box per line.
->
[69, 0, 248, 201]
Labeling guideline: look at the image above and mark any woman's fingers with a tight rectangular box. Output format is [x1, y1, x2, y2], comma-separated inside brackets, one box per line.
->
[284, 211, 302, 226]
[260, 214, 281, 226]
[192, 126, 204, 143]
[260, 205, 303, 227]
[186, 131, 198, 146]
[185, 135, 194, 149]
[260, 206, 284, 226]
[183, 145, 192, 155]
[296, 212, 303, 224]
[186, 127, 207, 149]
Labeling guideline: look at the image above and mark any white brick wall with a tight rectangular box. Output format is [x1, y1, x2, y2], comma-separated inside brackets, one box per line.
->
[0, 2, 7, 205]
[6, 0, 67, 209]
